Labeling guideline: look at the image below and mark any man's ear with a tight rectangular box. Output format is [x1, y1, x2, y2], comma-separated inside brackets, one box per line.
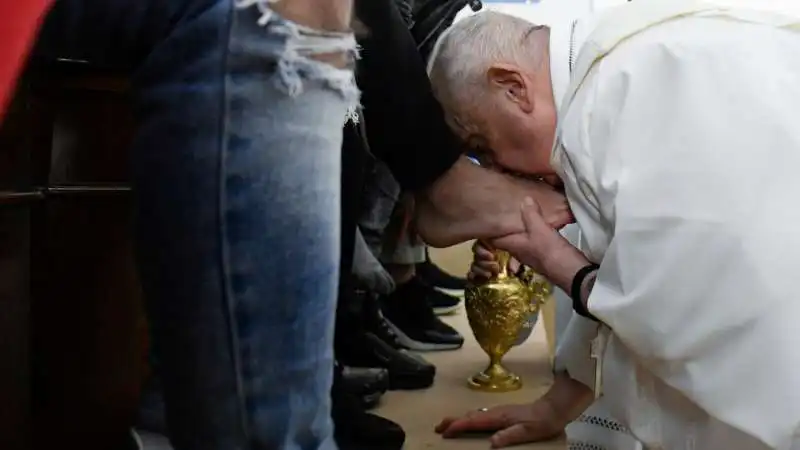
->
[486, 63, 533, 113]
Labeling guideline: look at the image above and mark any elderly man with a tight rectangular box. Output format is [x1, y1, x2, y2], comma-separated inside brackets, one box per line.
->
[428, 1, 800, 449]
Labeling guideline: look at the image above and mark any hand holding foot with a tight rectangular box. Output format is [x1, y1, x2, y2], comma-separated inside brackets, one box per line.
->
[416, 157, 573, 248]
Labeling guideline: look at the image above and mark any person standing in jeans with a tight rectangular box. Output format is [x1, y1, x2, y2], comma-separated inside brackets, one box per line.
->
[30, 1, 358, 448]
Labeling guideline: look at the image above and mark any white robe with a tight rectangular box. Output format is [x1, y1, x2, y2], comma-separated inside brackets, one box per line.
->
[552, 1, 800, 448]
[462, 8, 638, 447]
[549, 15, 644, 450]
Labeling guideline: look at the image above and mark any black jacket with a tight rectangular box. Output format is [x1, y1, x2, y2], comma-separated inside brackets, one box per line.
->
[352, 0, 462, 192]
[339, 0, 462, 279]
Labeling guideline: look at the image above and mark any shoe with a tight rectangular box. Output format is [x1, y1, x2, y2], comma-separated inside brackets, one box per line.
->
[426, 284, 462, 316]
[337, 328, 435, 390]
[136, 374, 167, 434]
[340, 288, 402, 350]
[380, 276, 464, 351]
[128, 429, 145, 450]
[335, 412, 406, 450]
[332, 378, 406, 450]
[360, 290, 408, 351]
[417, 251, 467, 298]
[336, 288, 436, 389]
[342, 365, 389, 410]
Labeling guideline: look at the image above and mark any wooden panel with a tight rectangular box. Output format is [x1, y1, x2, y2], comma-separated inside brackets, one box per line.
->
[0, 85, 36, 450]
[15, 66, 149, 450]
[0, 84, 34, 190]
[0, 206, 31, 450]
[47, 87, 134, 184]
[31, 195, 147, 450]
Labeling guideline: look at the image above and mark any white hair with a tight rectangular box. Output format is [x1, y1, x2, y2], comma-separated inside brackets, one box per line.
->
[427, 11, 545, 134]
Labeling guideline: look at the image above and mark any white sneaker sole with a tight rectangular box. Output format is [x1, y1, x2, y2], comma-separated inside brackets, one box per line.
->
[432, 303, 462, 316]
[130, 429, 144, 450]
[134, 429, 173, 450]
[433, 286, 464, 298]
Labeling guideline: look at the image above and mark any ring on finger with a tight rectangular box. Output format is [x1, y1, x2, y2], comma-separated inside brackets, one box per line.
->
[477, 407, 489, 412]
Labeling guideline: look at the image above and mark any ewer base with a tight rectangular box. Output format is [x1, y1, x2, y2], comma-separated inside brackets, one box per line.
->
[467, 362, 522, 393]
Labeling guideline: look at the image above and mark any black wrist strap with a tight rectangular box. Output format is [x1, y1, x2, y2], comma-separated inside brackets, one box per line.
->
[571, 263, 600, 322]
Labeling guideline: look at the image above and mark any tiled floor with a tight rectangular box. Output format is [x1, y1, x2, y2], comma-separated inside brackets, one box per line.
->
[139, 244, 565, 450]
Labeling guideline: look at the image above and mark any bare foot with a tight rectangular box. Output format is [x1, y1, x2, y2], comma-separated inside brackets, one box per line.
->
[416, 156, 573, 247]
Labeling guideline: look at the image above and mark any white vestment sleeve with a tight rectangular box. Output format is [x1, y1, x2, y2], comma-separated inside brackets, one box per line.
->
[553, 313, 599, 388]
[567, 26, 800, 447]
[552, 225, 600, 388]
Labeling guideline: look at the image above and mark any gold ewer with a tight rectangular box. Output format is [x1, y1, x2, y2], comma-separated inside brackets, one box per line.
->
[465, 250, 553, 392]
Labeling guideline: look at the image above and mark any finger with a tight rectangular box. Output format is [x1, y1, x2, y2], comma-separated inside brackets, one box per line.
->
[471, 240, 481, 254]
[468, 271, 484, 282]
[469, 269, 490, 280]
[520, 197, 546, 233]
[475, 260, 500, 273]
[470, 267, 493, 280]
[490, 422, 557, 448]
[435, 416, 457, 434]
[484, 235, 522, 264]
[473, 244, 496, 261]
[439, 411, 509, 438]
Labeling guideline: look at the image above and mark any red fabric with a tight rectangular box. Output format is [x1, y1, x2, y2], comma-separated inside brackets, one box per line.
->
[0, 0, 54, 119]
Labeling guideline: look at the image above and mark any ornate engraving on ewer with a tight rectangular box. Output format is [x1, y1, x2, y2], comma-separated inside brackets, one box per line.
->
[465, 250, 553, 392]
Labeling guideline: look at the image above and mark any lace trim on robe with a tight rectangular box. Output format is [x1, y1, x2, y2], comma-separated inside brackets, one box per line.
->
[569, 442, 608, 450]
[576, 413, 631, 434]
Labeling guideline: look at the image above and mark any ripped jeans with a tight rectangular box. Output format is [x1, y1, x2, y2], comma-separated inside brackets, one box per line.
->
[33, 1, 357, 449]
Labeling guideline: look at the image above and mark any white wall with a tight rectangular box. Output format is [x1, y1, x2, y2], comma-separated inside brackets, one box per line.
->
[456, 0, 800, 24]
[454, 0, 630, 25]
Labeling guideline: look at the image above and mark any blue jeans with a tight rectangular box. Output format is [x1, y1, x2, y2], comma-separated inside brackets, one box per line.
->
[34, 1, 358, 449]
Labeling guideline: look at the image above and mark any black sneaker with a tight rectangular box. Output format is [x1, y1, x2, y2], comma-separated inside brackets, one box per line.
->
[427, 285, 462, 316]
[332, 389, 406, 450]
[380, 276, 464, 351]
[417, 251, 468, 297]
[341, 365, 389, 410]
[335, 412, 406, 450]
[337, 329, 436, 390]
[336, 290, 436, 390]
